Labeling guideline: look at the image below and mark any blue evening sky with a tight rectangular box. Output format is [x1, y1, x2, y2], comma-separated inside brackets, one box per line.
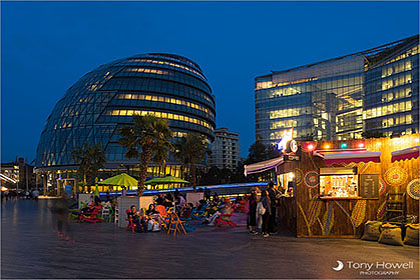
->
[1, 1, 419, 163]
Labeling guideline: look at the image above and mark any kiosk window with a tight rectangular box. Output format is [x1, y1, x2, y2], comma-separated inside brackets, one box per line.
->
[319, 168, 359, 198]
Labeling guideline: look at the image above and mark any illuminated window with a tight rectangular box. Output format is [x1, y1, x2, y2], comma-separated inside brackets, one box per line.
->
[106, 110, 212, 129]
[127, 59, 206, 79]
[116, 93, 212, 117]
[406, 101, 412, 111]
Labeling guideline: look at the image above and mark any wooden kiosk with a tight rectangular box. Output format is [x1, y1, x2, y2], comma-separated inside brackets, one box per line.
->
[245, 134, 419, 238]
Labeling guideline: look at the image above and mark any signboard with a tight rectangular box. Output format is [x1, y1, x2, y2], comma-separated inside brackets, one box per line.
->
[359, 174, 379, 199]
[186, 192, 204, 206]
[283, 154, 300, 161]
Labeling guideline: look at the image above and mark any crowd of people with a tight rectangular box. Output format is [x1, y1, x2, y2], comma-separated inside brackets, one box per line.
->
[3, 183, 284, 239]
[247, 182, 283, 237]
[1, 189, 40, 201]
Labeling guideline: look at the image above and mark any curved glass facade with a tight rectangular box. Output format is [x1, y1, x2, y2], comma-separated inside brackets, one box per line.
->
[35, 53, 215, 172]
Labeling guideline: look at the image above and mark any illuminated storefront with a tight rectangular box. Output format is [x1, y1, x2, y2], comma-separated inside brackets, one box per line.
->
[245, 133, 419, 238]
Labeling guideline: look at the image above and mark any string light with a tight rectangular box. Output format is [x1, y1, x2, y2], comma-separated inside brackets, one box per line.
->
[340, 142, 347, 148]
[358, 143, 365, 148]
[324, 144, 330, 149]
[307, 144, 314, 151]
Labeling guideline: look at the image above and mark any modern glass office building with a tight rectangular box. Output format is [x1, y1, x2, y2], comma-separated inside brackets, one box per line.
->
[255, 35, 419, 147]
[35, 53, 215, 191]
[364, 40, 419, 137]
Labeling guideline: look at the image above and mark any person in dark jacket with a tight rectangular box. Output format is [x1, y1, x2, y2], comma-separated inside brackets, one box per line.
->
[266, 181, 278, 234]
[260, 190, 272, 237]
[247, 189, 258, 234]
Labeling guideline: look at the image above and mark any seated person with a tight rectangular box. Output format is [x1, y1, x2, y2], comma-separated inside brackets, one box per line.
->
[156, 194, 166, 205]
[212, 193, 220, 204]
[127, 205, 148, 233]
[146, 204, 159, 216]
[163, 197, 174, 208]
[196, 200, 207, 211]
[204, 202, 234, 226]
[81, 201, 98, 214]
[180, 203, 194, 218]
[175, 193, 186, 213]
[146, 204, 165, 225]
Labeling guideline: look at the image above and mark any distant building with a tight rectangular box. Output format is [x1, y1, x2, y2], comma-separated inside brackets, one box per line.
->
[208, 128, 241, 170]
[255, 35, 419, 146]
[34, 53, 215, 194]
[1, 158, 35, 191]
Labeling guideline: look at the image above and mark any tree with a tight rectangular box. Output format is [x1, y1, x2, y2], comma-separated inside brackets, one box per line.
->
[176, 133, 210, 192]
[71, 143, 106, 188]
[118, 114, 173, 196]
[244, 140, 267, 165]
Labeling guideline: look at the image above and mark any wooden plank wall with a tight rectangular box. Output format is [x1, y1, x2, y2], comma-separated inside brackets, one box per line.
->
[293, 134, 419, 238]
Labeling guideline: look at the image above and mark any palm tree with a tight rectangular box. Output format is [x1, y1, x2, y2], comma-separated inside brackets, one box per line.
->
[71, 143, 106, 189]
[176, 133, 211, 192]
[118, 114, 173, 196]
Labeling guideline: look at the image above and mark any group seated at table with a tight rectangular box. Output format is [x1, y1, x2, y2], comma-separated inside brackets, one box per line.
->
[69, 196, 117, 221]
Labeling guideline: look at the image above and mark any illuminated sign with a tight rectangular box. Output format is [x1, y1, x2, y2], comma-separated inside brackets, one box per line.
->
[277, 129, 293, 153]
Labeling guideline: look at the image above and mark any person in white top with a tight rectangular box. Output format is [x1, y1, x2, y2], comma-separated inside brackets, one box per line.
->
[175, 193, 186, 214]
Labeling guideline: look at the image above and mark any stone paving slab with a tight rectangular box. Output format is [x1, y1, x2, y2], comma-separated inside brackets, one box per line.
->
[1, 199, 419, 279]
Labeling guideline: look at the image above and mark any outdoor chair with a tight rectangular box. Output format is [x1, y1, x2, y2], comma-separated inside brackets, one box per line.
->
[156, 205, 171, 222]
[101, 206, 111, 220]
[68, 208, 81, 221]
[191, 205, 208, 220]
[106, 207, 115, 223]
[167, 211, 187, 236]
[78, 205, 103, 224]
[215, 213, 237, 227]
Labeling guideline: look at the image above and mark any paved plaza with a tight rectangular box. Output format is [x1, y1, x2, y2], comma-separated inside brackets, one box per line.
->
[1, 199, 419, 279]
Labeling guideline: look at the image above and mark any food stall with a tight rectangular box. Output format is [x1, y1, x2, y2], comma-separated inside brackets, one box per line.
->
[245, 133, 419, 238]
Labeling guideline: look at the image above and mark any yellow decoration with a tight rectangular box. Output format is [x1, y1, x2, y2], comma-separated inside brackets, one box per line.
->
[351, 200, 367, 227]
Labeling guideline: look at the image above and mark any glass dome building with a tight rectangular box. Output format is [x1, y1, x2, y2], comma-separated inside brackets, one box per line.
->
[35, 53, 215, 190]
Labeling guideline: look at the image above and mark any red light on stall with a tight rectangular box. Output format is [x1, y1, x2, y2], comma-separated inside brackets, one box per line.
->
[307, 144, 314, 151]
[358, 143, 364, 148]
[324, 144, 330, 149]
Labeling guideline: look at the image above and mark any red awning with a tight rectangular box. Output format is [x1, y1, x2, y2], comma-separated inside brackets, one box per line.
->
[315, 149, 381, 166]
[391, 146, 419, 162]
[244, 156, 284, 176]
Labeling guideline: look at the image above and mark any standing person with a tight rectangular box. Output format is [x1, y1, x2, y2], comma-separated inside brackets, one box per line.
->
[267, 182, 278, 234]
[247, 189, 258, 234]
[53, 193, 73, 241]
[260, 190, 272, 237]
[204, 187, 211, 201]
[32, 189, 40, 200]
